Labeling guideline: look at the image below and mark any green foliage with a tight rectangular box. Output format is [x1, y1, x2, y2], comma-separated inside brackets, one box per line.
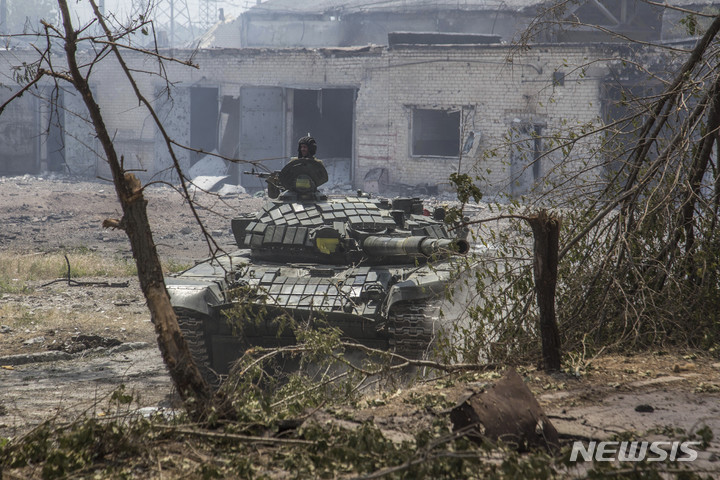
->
[219, 296, 359, 426]
[429, 57, 720, 373]
[0, 279, 33, 294]
[552, 163, 720, 353]
[1, 386, 148, 479]
[11, 61, 39, 84]
[691, 425, 714, 449]
[437, 45, 720, 361]
[680, 14, 699, 36]
[6, 414, 713, 479]
[446, 172, 483, 225]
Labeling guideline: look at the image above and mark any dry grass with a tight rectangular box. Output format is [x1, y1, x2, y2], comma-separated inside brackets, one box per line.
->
[0, 250, 136, 290]
[0, 249, 189, 294]
[0, 249, 157, 354]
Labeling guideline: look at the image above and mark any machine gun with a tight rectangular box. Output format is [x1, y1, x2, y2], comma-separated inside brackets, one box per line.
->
[243, 169, 276, 180]
[244, 169, 281, 198]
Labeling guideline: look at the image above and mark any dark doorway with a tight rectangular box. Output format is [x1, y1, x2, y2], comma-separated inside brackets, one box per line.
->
[190, 86, 219, 164]
[293, 89, 353, 158]
[293, 88, 354, 185]
[0, 89, 38, 175]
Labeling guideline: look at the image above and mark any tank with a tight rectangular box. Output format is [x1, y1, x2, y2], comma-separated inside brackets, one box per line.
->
[165, 155, 470, 385]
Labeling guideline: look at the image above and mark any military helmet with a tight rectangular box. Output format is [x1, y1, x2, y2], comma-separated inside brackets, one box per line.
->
[297, 136, 317, 157]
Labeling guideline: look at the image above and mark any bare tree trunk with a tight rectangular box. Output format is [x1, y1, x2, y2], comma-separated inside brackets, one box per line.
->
[681, 81, 720, 284]
[528, 210, 561, 372]
[56, 0, 213, 413]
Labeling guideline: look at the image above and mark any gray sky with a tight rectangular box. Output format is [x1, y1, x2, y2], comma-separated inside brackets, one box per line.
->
[69, 0, 250, 25]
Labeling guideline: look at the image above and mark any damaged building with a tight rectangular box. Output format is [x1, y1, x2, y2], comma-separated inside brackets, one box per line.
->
[0, 0, 715, 195]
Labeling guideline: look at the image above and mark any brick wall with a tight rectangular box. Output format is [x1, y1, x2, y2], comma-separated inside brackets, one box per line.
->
[1, 44, 607, 195]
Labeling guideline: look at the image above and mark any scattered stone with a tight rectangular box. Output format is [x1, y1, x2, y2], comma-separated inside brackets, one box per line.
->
[0, 325, 11, 334]
[673, 362, 696, 373]
[190, 175, 229, 192]
[107, 342, 151, 354]
[47, 334, 122, 354]
[0, 350, 72, 366]
[23, 336, 46, 346]
[217, 183, 246, 196]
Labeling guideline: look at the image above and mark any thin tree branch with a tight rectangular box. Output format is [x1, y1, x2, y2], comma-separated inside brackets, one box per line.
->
[0, 68, 46, 115]
[87, 0, 224, 260]
[153, 425, 315, 446]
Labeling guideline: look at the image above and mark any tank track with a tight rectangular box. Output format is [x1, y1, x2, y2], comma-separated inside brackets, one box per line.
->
[175, 303, 438, 385]
[175, 310, 221, 389]
[387, 301, 438, 359]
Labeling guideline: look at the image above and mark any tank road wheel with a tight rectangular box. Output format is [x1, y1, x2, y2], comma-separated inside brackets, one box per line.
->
[175, 310, 221, 389]
[387, 301, 438, 360]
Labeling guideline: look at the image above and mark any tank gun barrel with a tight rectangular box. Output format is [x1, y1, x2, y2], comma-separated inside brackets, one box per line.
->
[362, 236, 469, 258]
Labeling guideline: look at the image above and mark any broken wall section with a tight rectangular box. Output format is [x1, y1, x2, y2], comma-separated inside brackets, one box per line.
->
[0, 43, 609, 199]
[355, 45, 606, 196]
[240, 9, 530, 48]
[85, 44, 607, 196]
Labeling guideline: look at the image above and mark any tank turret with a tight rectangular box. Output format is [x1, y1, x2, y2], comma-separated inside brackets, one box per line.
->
[230, 189, 469, 265]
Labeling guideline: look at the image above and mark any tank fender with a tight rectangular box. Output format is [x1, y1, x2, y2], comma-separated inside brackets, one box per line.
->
[382, 274, 446, 316]
[166, 281, 225, 316]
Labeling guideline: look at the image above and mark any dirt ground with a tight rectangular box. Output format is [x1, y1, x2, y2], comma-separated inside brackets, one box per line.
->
[1, 173, 719, 474]
[0, 173, 262, 435]
[0, 173, 265, 263]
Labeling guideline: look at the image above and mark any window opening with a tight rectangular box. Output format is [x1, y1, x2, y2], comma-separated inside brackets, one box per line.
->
[412, 108, 460, 157]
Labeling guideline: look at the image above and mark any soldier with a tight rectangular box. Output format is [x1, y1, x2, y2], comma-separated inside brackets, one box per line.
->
[266, 135, 328, 198]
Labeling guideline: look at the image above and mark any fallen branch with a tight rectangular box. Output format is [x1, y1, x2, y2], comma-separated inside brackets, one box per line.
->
[351, 426, 482, 480]
[339, 342, 500, 374]
[152, 425, 315, 446]
[236, 341, 499, 377]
